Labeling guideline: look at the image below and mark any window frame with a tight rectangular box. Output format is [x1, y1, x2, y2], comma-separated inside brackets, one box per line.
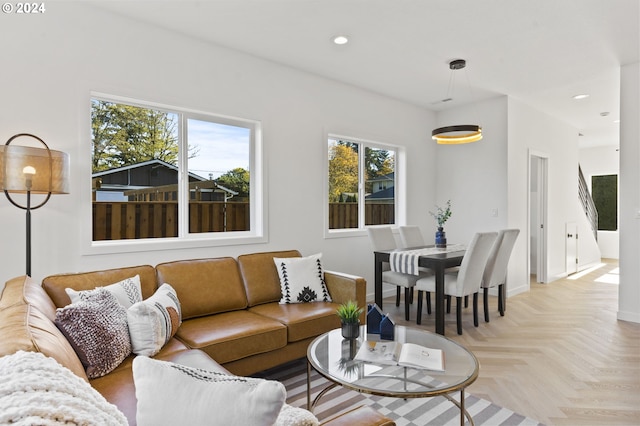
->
[83, 93, 266, 255]
[324, 133, 406, 238]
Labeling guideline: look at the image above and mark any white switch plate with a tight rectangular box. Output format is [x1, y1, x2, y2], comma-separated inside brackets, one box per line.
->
[491, 208, 498, 217]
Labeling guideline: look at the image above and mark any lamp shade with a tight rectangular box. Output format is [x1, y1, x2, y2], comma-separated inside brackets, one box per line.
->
[0, 144, 70, 194]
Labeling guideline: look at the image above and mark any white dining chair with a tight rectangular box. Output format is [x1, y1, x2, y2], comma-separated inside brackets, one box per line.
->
[367, 227, 433, 321]
[415, 231, 498, 335]
[481, 228, 520, 322]
[398, 225, 425, 248]
[398, 225, 435, 314]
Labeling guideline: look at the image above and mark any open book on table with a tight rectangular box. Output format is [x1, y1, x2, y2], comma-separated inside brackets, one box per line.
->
[354, 341, 445, 372]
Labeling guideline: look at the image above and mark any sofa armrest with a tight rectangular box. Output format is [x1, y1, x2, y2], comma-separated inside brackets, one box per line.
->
[324, 271, 366, 322]
[320, 405, 396, 426]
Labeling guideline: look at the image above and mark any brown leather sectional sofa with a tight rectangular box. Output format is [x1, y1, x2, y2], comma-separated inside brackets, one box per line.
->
[0, 250, 395, 426]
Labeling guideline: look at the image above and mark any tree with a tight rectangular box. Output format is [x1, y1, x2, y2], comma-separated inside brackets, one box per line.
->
[91, 100, 198, 172]
[217, 168, 250, 197]
[328, 143, 359, 202]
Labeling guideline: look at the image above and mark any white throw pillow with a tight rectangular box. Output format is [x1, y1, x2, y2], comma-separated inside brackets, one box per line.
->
[275, 404, 319, 426]
[273, 253, 332, 304]
[132, 356, 286, 426]
[66, 275, 142, 309]
[127, 283, 182, 356]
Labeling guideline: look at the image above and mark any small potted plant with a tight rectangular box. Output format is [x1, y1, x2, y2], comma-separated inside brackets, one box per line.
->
[429, 200, 452, 248]
[336, 300, 363, 339]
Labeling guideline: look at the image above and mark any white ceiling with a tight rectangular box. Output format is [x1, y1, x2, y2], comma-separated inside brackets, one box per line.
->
[94, 0, 639, 149]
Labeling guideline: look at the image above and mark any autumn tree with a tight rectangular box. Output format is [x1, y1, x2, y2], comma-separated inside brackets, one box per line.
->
[328, 142, 359, 202]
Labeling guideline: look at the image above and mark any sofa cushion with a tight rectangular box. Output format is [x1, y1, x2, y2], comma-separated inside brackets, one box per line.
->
[55, 288, 131, 379]
[156, 257, 247, 319]
[249, 302, 341, 343]
[66, 275, 142, 308]
[0, 276, 88, 381]
[176, 310, 287, 364]
[133, 356, 286, 426]
[127, 283, 182, 356]
[274, 253, 332, 304]
[91, 346, 218, 426]
[42, 265, 157, 309]
[238, 250, 301, 306]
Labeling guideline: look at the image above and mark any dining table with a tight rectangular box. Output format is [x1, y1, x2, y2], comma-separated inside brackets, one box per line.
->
[374, 245, 466, 335]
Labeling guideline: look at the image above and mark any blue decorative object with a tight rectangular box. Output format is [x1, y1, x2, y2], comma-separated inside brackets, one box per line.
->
[435, 227, 447, 248]
[366, 303, 384, 335]
[380, 314, 395, 341]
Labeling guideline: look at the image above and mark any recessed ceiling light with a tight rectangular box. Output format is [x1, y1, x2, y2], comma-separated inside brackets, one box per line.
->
[332, 35, 349, 45]
[572, 94, 590, 100]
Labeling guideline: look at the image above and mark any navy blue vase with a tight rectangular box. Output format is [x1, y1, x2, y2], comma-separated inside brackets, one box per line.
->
[435, 227, 447, 248]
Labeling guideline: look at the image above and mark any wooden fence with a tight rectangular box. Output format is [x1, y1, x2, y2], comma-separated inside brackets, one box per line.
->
[92, 201, 250, 240]
[93, 201, 393, 240]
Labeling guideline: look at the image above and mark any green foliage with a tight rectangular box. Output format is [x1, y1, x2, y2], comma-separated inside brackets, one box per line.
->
[429, 200, 452, 227]
[592, 175, 617, 231]
[91, 100, 199, 173]
[216, 168, 250, 197]
[336, 300, 363, 324]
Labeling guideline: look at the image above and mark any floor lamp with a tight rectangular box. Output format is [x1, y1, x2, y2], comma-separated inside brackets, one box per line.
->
[0, 133, 70, 277]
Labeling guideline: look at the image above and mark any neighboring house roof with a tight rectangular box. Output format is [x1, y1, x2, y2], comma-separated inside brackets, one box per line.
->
[367, 172, 394, 183]
[366, 186, 394, 200]
[92, 158, 206, 182]
[93, 159, 238, 196]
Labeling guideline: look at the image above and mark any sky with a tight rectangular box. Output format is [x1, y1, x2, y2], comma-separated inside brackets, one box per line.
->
[186, 118, 250, 180]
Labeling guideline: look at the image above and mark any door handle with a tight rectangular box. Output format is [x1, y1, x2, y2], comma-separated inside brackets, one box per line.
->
[567, 233, 573, 238]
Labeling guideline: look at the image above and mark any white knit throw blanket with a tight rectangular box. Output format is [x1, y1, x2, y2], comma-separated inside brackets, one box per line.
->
[0, 351, 128, 426]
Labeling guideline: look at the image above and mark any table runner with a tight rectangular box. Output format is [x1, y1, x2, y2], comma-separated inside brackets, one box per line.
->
[389, 244, 466, 275]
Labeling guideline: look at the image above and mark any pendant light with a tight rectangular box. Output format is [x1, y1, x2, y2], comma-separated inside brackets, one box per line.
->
[432, 59, 483, 145]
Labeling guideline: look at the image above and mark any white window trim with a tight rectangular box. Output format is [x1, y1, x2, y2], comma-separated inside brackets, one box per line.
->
[82, 92, 267, 255]
[324, 132, 406, 239]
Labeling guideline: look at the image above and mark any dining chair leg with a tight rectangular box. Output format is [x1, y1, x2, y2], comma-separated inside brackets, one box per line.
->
[426, 291, 432, 315]
[483, 287, 490, 323]
[446, 295, 451, 313]
[473, 293, 479, 327]
[498, 283, 505, 316]
[404, 288, 411, 321]
[410, 287, 414, 304]
[464, 295, 469, 308]
[456, 296, 463, 335]
[395, 286, 401, 307]
[416, 290, 424, 325]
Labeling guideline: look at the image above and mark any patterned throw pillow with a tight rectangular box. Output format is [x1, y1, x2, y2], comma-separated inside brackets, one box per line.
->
[132, 356, 286, 426]
[55, 288, 131, 379]
[127, 283, 182, 357]
[65, 275, 142, 309]
[273, 253, 332, 304]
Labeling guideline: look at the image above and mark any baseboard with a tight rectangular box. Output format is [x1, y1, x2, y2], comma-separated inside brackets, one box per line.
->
[617, 310, 640, 324]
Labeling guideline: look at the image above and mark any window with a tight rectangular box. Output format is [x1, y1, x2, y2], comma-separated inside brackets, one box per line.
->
[90, 95, 261, 244]
[327, 135, 396, 231]
[592, 174, 618, 231]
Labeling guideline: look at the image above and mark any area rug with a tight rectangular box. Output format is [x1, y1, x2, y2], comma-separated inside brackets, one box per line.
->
[257, 359, 544, 426]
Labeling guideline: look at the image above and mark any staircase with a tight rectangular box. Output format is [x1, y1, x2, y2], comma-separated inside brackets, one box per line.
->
[578, 165, 598, 241]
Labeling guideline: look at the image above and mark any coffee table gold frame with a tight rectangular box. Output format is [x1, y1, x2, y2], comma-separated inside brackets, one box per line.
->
[306, 326, 479, 426]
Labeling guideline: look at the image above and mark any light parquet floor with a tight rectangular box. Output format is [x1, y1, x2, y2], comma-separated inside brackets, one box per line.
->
[378, 259, 640, 425]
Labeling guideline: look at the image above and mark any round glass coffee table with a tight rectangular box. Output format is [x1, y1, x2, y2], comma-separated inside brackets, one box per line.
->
[307, 325, 479, 426]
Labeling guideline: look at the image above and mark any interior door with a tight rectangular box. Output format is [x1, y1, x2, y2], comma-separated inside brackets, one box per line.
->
[566, 222, 578, 275]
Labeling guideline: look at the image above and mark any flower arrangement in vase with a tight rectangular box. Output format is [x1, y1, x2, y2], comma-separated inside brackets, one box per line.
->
[336, 300, 363, 339]
[429, 200, 452, 248]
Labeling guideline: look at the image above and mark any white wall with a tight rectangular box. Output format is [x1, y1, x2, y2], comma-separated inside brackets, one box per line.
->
[0, 4, 437, 300]
[618, 62, 640, 324]
[507, 98, 581, 284]
[579, 146, 620, 259]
